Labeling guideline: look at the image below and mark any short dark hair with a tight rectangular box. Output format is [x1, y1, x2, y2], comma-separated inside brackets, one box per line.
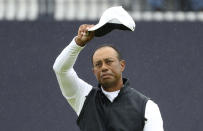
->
[91, 44, 122, 65]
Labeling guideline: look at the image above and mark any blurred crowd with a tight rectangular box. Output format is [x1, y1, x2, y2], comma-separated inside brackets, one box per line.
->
[123, 0, 203, 11]
[1, 0, 203, 13]
[147, 0, 203, 11]
[1, 0, 203, 21]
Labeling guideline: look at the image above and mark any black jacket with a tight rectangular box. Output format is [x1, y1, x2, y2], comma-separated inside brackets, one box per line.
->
[77, 78, 149, 131]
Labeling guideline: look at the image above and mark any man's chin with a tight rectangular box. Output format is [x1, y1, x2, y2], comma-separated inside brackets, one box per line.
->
[101, 79, 115, 88]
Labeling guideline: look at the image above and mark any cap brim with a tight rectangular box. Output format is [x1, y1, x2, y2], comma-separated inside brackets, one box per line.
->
[88, 23, 131, 37]
[88, 22, 105, 32]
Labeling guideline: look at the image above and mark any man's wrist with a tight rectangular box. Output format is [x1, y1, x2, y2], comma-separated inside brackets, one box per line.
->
[75, 36, 86, 47]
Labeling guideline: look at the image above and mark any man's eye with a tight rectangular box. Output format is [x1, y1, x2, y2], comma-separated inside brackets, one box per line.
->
[106, 60, 113, 64]
[95, 63, 101, 67]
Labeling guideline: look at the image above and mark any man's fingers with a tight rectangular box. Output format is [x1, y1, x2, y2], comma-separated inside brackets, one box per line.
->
[76, 24, 95, 46]
[78, 24, 88, 36]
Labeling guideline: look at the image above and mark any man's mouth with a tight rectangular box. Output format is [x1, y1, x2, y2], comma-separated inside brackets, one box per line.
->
[101, 73, 112, 78]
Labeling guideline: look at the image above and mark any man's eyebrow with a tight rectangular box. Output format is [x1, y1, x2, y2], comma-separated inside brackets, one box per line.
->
[95, 57, 114, 61]
[95, 60, 100, 63]
[94, 57, 115, 63]
[104, 57, 114, 60]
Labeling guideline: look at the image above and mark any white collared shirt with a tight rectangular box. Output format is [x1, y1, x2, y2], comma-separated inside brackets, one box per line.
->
[101, 87, 120, 102]
[53, 37, 164, 131]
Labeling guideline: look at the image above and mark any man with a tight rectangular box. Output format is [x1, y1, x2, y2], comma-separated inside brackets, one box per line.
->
[53, 24, 164, 131]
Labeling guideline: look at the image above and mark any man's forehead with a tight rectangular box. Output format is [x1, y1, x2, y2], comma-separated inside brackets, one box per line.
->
[93, 47, 118, 59]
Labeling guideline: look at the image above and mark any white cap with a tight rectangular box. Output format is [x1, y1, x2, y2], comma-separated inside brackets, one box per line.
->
[88, 6, 136, 37]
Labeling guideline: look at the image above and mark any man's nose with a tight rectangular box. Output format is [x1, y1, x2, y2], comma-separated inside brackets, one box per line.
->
[101, 63, 108, 72]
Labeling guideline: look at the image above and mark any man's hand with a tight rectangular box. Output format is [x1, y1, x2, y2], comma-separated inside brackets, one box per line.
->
[75, 24, 95, 47]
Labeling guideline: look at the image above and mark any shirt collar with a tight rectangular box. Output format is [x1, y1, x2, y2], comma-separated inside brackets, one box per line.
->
[100, 78, 130, 102]
[101, 87, 120, 102]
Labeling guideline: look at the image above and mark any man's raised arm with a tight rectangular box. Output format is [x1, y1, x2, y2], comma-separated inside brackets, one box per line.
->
[53, 24, 94, 115]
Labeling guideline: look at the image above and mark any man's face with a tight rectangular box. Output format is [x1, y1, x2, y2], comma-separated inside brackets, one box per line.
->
[92, 47, 125, 88]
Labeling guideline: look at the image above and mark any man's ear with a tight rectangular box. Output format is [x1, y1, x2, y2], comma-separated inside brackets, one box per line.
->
[120, 60, 126, 72]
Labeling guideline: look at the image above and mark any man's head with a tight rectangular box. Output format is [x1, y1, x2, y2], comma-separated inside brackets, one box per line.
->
[92, 45, 125, 90]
